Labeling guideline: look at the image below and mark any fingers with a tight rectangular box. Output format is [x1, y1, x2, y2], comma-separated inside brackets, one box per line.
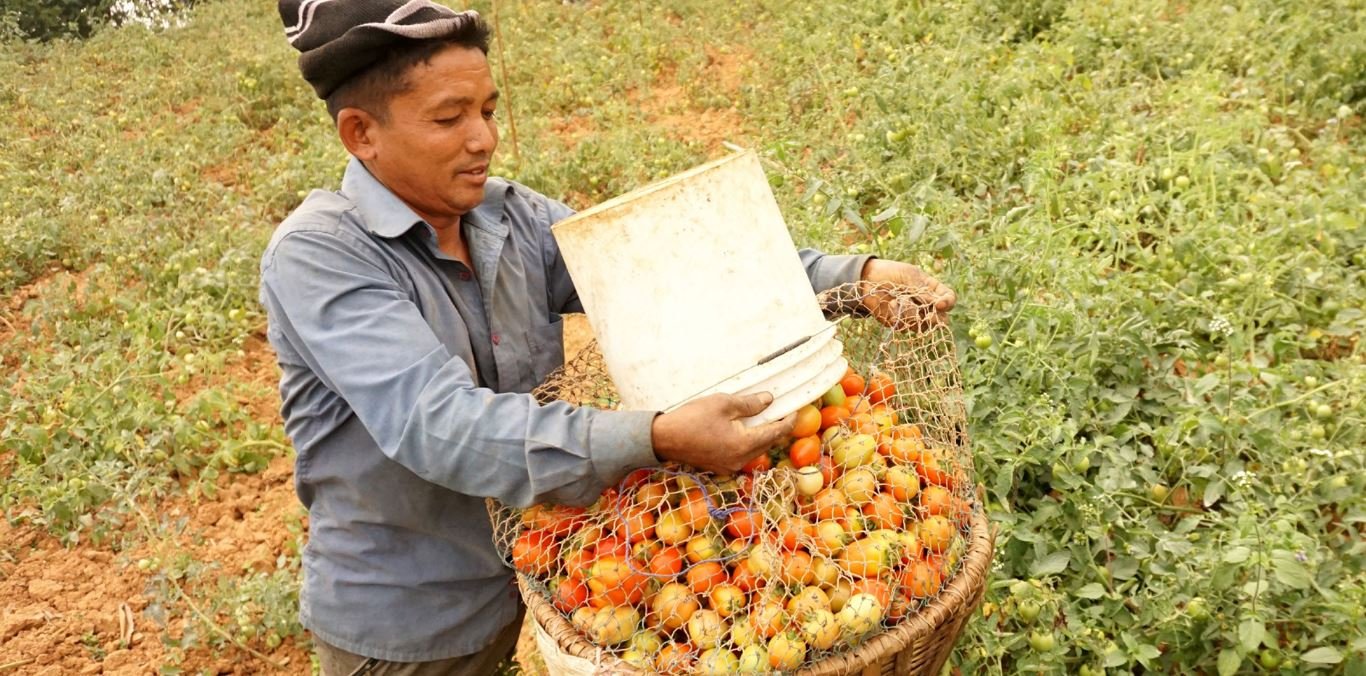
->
[730, 391, 775, 418]
[748, 411, 797, 449]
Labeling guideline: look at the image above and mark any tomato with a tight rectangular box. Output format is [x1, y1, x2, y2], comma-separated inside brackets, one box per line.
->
[844, 394, 872, 415]
[862, 492, 906, 530]
[768, 632, 808, 670]
[838, 537, 894, 578]
[730, 557, 764, 593]
[522, 504, 587, 538]
[846, 413, 880, 435]
[685, 609, 727, 648]
[776, 516, 814, 551]
[562, 544, 595, 580]
[888, 423, 924, 441]
[885, 465, 920, 502]
[865, 373, 896, 404]
[791, 405, 822, 438]
[780, 549, 816, 586]
[749, 599, 788, 639]
[800, 608, 841, 650]
[737, 644, 769, 672]
[511, 529, 559, 576]
[836, 467, 878, 504]
[827, 579, 853, 613]
[917, 449, 958, 488]
[649, 546, 685, 578]
[786, 585, 831, 617]
[746, 542, 780, 577]
[636, 480, 670, 511]
[918, 515, 956, 554]
[650, 582, 700, 631]
[902, 559, 942, 598]
[595, 534, 630, 558]
[816, 454, 839, 487]
[740, 452, 772, 474]
[795, 466, 824, 496]
[570, 606, 596, 634]
[588, 557, 650, 606]
[821, 383, 847, 408]
[694, 647, 739, 675]
[840, 372, 866, 397]
[590, 605, 641, 645]
[1028, 631, 1056, 652]
[708, 583, 747, 617]
[808, 487, 849, 521]
[810, 555, 841, 589]
[836, 593, 884, 637]
[724, 509, 764, 541]
[819, 405, 852, 431]
[918, 485, 954, 518]
[851, 578, 892, 609]
[869, 406, 898, 431]
[632, 539, 661, 564]
[686, 561, 729, 595]
[679, 489, 714, 529]
[552, 576, 589, 613]
[655, 641, 696, 673]
[833, 433, 877, 469]
[656, 508, 694, 546]
[884, 436, 925, 464]
[813, 520, 850, 556]
[619, 505, 656, 543]
[685, 535, 723, 564]
[788, 435, 821, 468]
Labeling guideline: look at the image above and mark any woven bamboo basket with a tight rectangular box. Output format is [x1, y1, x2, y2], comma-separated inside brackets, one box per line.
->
[520, 506, 994, 675]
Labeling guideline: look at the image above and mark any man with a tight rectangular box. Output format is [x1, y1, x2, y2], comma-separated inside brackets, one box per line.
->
[264, 1, 955, 674]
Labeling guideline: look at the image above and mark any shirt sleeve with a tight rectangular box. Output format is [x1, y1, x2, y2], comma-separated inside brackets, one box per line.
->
[541, 198, 584, 314]
[798, 248, 874, 293]
[260, 229, 658, 508]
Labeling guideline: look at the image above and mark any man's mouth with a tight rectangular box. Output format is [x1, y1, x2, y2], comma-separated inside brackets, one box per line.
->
[459, 164, 488, 178]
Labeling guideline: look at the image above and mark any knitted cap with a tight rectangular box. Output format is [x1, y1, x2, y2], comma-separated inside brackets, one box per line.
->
[279, 0, 484, 99]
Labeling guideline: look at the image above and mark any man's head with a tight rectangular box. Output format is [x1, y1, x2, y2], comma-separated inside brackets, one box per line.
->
[281, 1, 498, 223]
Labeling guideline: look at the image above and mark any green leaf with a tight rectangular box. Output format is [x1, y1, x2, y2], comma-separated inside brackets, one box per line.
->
[1111, 556, 1139, 580]
[1239, 617, 1266, 652]
[1031, 550, 1071, 577]
[1223, 546, 1251, 564]
[1075, 582, 1107, 599]
[1203, 479, 1224, 507]
[1218, 649, 1242, 676]
[1301, 647, 1343, 665]
[1271, 550, 1313, 590]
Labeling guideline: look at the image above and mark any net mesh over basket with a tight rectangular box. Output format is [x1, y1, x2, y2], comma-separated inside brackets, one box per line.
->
[490, 282, 990, 674]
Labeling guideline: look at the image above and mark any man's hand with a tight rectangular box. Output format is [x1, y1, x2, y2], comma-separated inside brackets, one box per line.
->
[859, 258, 956, 330]
[651, 392, 796, 474]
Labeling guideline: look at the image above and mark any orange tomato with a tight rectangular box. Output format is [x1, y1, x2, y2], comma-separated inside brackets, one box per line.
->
[851, 578, 892, 609]
[619, 505, 656, 543]
[655, 641, 696, 672]
[708, 583, 747, 617]
[686, 561, 728, 595]
[885, 465, 921, 502]
[678, 489, 713, 529]
[724, 509, 765, 541]
[844, 395, 872, 415]
[885, 436, 926, 464]
[650, 583, 699, 632]
[918, 515, 956, 554]
[819, 405, 852, 431]
[902, 559, 943, 598]
[552, 576, 589, 613]
[730, 557, 764, 593]
[779, 549, 815, 586]
[866, 373, 896, 404]
[791, 405, 822, 438]
[649, 546, 685, 578]
[741, 452, 772, 474]
[862, 492, 906, 530]
[916, 448, 958, 488]
[788, 435, 821, 468]
[919, 485, 954, 518]
[807, 488, 849, 522]
[749, 599, 788, 638]
[511, 529, 559, 576]
[840, 373, 867, 397]
[776, 516, 814, 551]
[845, 413, 880, 435]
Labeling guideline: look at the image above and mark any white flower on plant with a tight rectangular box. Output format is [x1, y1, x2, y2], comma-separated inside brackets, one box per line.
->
[1230, 470, 1255, 489]
[1308, 447, 1332, 458]
[1209, 316, 1234, 337]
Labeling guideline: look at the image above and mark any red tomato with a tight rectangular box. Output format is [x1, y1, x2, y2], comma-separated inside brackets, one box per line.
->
[741, 452, 772, 474]
[840, 373, 867, 397]
[866, 373, 896, 404]
[724, 509, 764, 541]
[820, 405, 852, 431]
[511, 529, 559, 576]
[685, 561, 729, 595]
[789, 435, 821, 468]
[649, 546, 685, 578]
[552, 576, 589, 613]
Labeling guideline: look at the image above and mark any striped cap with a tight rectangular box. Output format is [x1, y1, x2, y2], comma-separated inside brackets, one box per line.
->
[279, 0, 484, 99]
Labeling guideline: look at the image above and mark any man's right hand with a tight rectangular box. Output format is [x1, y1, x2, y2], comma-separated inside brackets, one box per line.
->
[651, 392, 797, 474]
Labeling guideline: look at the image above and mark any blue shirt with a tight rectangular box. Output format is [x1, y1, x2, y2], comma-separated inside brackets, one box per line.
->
[259, 157, 871, 661]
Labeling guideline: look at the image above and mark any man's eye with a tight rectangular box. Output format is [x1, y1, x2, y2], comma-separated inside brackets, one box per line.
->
[436, 116, 459, 125]
[482, 109, 497, 120]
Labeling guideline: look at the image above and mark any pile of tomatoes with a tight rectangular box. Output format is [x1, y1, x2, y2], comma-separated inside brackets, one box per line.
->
[508, 366, 973, 673]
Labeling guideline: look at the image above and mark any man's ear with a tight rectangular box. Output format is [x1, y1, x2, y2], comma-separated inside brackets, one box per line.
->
[337, 107, 380, 161]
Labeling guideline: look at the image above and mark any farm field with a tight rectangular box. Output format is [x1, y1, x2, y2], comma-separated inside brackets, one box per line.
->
[1, 0, 1363, 674]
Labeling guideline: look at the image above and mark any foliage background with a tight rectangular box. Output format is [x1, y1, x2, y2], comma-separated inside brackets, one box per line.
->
[0, 0, 1362, 673]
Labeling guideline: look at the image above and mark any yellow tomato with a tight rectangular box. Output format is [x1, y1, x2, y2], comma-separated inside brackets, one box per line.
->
[656, 508, 694, 545]
[650, 582, 699, 631]
[836, 593, 884, 638]
[786, 585, 831, 618]
[810, 555, 841, 589]
[590, 605, 640, 646]
[839, 537, 895, 578]
[686, 609, 727, 648]
[800, 608, 841, 650]
[686, 534, 723, 564]
[768, 633, 808, 670]
[836, 467, 878, 504]
[695, 648, 739, 675]
[737, 644, 769, 673]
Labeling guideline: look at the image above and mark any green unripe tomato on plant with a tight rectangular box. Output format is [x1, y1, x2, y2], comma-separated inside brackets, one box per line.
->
[1017, 600, 1041, 622]
[1029, 631, 1056, 652]
[975, 334, 993, 349]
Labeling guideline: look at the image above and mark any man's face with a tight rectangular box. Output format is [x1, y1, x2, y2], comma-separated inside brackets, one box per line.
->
[365, 46, 499, 222]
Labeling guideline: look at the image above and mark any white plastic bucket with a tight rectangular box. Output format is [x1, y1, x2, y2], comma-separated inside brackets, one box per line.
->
[551, 151, 847, 426]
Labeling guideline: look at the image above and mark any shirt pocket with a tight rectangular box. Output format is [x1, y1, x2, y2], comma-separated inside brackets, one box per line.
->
[524, 314, 566, 389]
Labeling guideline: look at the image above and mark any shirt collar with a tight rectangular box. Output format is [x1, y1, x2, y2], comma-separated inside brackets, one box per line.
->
[340, 156, 511, 241]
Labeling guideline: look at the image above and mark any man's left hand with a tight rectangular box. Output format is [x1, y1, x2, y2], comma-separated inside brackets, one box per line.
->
[859, 258, 957, 330]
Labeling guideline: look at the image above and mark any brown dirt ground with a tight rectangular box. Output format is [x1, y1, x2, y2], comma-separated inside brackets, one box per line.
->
[0, 318, 603, 674]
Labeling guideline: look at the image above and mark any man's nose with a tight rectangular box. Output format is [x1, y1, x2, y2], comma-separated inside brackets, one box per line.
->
[466, 119, 496, 154]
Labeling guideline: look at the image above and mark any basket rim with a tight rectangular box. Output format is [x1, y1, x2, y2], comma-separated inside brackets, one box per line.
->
[520, 502, 996, 673]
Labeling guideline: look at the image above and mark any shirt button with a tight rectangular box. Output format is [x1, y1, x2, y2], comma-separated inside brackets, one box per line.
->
[492, 333, 501, 346]
[457, 270, 472, 281]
